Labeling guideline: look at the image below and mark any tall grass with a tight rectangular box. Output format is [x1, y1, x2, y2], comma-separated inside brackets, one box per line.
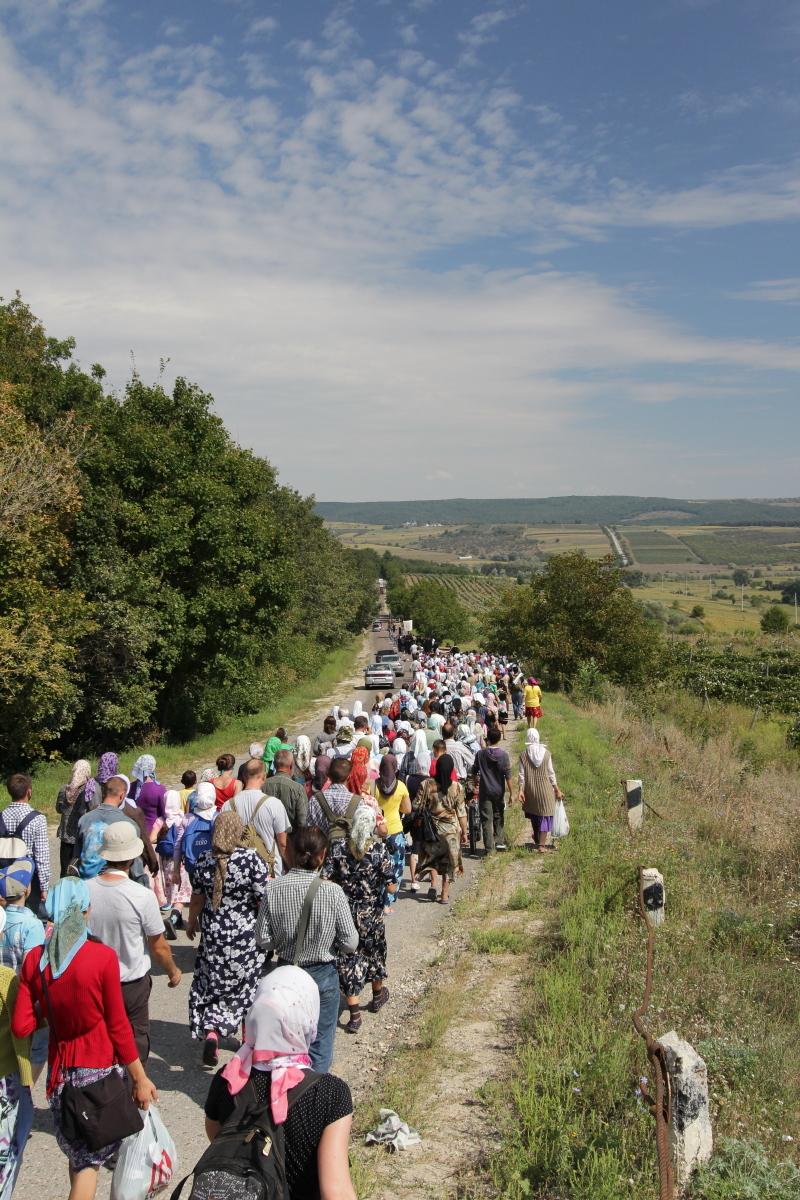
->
[13, 639, 365, 817]
[487, 692, 800, 1199]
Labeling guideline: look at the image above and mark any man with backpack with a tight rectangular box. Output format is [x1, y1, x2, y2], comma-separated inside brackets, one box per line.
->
[1, 774, 50, 913]
[222, 758, 293, 875]
[306, 758, 362, 839]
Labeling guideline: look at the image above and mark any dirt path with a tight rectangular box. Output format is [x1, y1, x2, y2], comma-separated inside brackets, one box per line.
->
[20, 628, 486, 1200]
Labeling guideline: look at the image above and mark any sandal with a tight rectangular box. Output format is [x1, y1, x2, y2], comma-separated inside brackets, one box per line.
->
[344, 1012, 362, 1034]
[367, 986, 390, 1013]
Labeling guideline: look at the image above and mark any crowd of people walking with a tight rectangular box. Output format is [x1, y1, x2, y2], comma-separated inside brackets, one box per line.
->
[0, 630, 563, 1200]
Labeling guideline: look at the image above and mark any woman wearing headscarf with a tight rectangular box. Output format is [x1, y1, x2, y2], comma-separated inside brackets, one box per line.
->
[370, 755, 411, 914]
[152, 789, 192, 935]
[128, 754, 166, 832]
[401, 730, 432, 895]
[292, 734, 313, 791]
[238, 744, 264, 784]
[414, 755, 468, 904]
[12, 879, 157, 1195]
[55, 760, 92, 877]
[312, 755, 332, 793]
[186, 812, 269, 1067]
[345, 746, 370, 797]
[0, 906, 34, 1199]
[321, 807, 397, 1033]
[203, 967, 356, 1200]
[518, 729, 564, 853]
[83, 752, 118, 811]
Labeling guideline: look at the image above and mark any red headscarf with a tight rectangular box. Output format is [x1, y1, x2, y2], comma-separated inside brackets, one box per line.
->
[346, 746, 370, 795]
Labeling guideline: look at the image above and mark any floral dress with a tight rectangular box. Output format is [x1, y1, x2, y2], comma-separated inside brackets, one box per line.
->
[321, 840, 396, 997]
[188, 847, 268, 1039]
[414, 779, 466, 882]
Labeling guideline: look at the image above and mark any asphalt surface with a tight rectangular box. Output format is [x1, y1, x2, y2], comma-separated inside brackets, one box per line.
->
[17, 627, 483, 1199]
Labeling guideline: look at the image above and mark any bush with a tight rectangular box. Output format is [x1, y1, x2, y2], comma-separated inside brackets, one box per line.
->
[761, 606, 790, 634]
[691, 604, 706, 618]
[688, 1137, 800, 1199]
[678, 620, 705, 635]
[571, 658, 610, 705]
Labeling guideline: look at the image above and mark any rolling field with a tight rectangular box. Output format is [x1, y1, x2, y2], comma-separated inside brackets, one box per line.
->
[680, 526, 800, 567]
[629, 579, 794, 633]
[327, 520, 615, 564]
[402, 573, 511, 611]
[622, 528, 696, 564]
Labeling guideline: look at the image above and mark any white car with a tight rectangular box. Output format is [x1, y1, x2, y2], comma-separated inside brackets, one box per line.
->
[364, 663, 395, 688]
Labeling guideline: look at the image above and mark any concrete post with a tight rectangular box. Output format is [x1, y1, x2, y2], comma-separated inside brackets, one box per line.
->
[624, 779, 643, 832]
[641, 867, 665, 927]
[656, 1031, 712, 1192]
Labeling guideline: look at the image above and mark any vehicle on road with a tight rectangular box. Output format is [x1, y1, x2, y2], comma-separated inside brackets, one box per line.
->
[364, 663, 395, 688]
[372, 620, 382, 631]
[374, 651, 404, 675]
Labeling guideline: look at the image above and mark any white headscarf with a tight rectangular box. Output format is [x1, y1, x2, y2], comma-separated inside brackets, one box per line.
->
[294, 734, 312, 773]
[352, 701, 364, 720]
[249, 743, 264, 759]
[393, 737, 407, 761]
[221, 966, 319, 1123]
[164, 789, 183, 828]
[349, 804, 377, 860]
[410, 728, 431, 774]
[370, 712, 383, 735]
[525, 727, 547, 768]
[193, 782, 217, 812]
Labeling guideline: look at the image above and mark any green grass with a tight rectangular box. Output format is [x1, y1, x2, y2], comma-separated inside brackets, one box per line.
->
[14, 639, 365, 818]
[484, 691, 800, 1200]
[470, 928, 531, 954]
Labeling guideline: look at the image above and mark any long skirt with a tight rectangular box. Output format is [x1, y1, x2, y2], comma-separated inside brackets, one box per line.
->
[153, 857, 192, 907]
[383, 833, 406, 906]
[415, 816, 464, 882]
[0, 1072, 33, 1200]
[335, 906, 388, 997]
[47, 1064, 125, 1171]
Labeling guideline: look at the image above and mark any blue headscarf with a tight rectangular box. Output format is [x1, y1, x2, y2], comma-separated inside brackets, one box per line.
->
[40, 878, 91, 979]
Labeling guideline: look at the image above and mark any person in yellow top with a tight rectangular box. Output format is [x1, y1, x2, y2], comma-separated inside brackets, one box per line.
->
[0, 905, 33, 1198]
[371, 754, 411, 915]
[523, 677, 543, 728]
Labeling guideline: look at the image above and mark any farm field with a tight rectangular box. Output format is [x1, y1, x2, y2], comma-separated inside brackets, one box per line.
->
[327, 519, 615, 564]
[402, 573, 511, 611]
[621, 527, 696, 564]
[628, 578, 795, 634]
[680, 526, 800, 567]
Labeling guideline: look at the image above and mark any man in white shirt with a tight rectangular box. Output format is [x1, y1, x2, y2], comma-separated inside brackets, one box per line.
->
[87, 822, 181, 1063]
[222, 759, 293, 875]
[442, 721, 476, 779]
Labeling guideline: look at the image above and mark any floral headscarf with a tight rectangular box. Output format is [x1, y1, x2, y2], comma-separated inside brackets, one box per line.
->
[65, 759, 92, 806]
[348, 804, 377, 861]
[84, 752, 119, 809]
[346, 746, 370, 796]
[211, 812, 244, 911]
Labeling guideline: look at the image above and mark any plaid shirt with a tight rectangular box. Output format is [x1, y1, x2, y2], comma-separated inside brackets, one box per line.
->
[255, 868, 358, 965]
[1, 802, 50, 893]
[306, 783, 354, 833]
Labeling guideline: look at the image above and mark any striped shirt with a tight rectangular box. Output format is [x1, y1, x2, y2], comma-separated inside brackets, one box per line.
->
[255, 869, 357, 965]
[1, 802, 50, 893]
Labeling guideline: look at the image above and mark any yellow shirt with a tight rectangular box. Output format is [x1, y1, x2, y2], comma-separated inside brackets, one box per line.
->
[524, 684, 542, 709]
[373, 780, 409, 835]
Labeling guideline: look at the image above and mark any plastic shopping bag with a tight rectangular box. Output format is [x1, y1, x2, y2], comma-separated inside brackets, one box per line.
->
[552, 800, 569, 839]
[111, 1106, 177, 1200]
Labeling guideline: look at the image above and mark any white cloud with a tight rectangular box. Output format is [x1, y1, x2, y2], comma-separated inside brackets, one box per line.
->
[248, 16, 278, 40]
[0, 8, 799, 499]
[727, 278, 800, 303]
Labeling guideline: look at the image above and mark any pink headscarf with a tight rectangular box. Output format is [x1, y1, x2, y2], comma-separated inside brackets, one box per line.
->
[221, 966, 319, 1123]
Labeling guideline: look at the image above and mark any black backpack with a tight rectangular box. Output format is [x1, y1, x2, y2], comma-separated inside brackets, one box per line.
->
[172, 1072, 321, 1200]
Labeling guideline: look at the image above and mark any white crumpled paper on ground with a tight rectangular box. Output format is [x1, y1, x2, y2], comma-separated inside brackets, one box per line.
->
[364, 1109, 421, 1153]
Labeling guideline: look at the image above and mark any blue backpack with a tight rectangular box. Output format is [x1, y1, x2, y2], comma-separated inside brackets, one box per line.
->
[156, 822, 179, 858]
[181, 816, 214, 874]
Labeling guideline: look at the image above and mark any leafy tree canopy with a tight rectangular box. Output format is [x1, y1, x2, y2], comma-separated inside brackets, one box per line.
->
[481, 551, 664, 689]
[387, 578, 472, 644]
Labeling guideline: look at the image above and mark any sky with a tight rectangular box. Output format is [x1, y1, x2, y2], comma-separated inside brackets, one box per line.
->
[1, 1, 799, 502]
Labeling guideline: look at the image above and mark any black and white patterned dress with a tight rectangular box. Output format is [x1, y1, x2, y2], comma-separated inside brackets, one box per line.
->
[321, 840, 396, 997]
[188, 847, 268, 1039]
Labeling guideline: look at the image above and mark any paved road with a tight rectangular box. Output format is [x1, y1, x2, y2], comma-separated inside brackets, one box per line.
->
[17, 627, 483, 1199]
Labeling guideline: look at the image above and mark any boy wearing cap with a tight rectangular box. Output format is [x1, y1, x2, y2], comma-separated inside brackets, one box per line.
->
[87, 823, 182, 1064]
[0, 859, 49, 1083]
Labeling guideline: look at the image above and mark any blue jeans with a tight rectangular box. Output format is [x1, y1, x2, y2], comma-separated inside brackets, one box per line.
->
[289, 960, 340, 1074]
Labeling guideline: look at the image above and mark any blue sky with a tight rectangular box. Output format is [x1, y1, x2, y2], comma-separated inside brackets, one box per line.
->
[1, 1, 799, 501]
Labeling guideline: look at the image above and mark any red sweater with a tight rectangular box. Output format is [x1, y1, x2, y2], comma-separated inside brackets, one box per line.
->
[13, 937, 137, 1073]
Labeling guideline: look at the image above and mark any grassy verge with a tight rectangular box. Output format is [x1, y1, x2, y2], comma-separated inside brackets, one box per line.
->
[485, 693, 800, 1200]
[16, 638, 366, 818]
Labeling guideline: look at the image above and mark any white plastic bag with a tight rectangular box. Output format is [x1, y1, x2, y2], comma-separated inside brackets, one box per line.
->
[552, 800, 569, 839]
[111, 1106, 178, 1200]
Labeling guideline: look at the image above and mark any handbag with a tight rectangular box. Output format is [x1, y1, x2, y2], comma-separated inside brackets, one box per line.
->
[41, 969, 144, 1151]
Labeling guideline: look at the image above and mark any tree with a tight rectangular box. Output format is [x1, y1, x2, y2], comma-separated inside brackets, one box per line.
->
[481, 552, 664, 689]
[390, 579, 471, 643]
[761, 606, 790, 634]
[732, 569, 750, 587]
[691, 604, 705, 618]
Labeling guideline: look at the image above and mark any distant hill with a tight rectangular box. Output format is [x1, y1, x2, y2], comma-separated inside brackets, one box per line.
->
[315, 496, 800, 526]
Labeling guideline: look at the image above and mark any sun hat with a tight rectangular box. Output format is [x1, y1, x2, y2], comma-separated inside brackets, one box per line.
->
[100, 821, 144, 862]
[0, 858, 34, 900]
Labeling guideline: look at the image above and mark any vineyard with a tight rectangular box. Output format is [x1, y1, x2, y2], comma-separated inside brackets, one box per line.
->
[677, 643, 800, 715]
[402, 574, 511, 611]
